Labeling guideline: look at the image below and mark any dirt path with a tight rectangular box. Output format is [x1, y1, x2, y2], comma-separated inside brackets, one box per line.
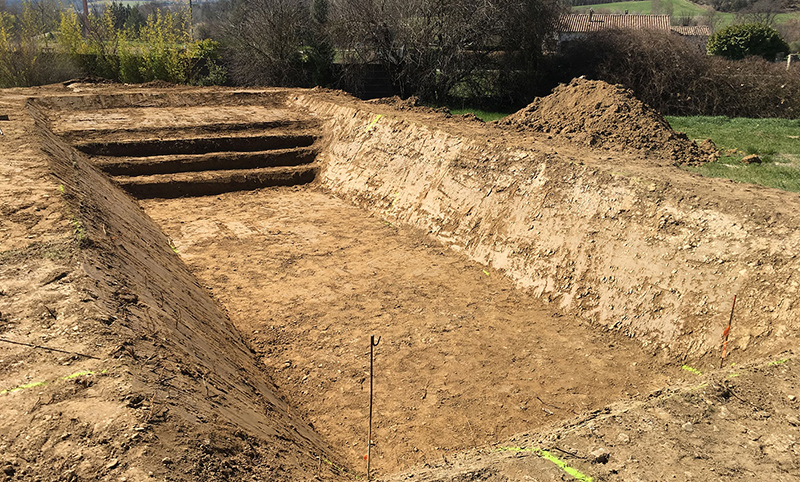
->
[142, 186, 682, 476]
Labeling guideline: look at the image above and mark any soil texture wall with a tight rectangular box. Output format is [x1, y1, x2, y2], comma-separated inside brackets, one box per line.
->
[295, 93, 800, 361]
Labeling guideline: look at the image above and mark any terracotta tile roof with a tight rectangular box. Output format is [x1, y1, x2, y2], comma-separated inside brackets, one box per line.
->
[560, 14, 671, 33]
[670, 25, 713, 36]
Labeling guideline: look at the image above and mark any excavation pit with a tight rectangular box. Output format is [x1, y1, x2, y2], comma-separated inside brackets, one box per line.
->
[4, 83, 799, 481]
[142, 187, 675, 475]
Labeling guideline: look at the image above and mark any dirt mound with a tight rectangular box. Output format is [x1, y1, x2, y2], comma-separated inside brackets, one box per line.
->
[367, 95, 451, 116]
[498, 78, 716, 164]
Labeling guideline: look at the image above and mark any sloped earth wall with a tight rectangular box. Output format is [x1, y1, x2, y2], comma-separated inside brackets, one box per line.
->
[295, 94, 800, 361]
[16, 98, 345, 481]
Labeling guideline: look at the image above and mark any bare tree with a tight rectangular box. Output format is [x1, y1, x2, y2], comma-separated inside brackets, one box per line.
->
[222, 0, 314, 85]
[735, 0, 782, 26]
[330, 0, 563, 102]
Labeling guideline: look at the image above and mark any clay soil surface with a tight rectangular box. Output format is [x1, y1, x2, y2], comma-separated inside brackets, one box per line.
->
[4, 82, 800, 481]
[142, 186, 683, 477]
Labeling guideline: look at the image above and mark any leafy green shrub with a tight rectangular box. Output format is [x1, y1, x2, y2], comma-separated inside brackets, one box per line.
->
[707, 23, 789, 61]
[58, 7, 226, 86]
[138, 9, 191, 83]
[0, 1, 78, 87]
[191, 38, 228, 86]
[59, 8, 122, 79]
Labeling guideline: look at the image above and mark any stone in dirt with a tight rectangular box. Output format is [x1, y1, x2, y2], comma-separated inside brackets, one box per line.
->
[497, 78, 716, 165]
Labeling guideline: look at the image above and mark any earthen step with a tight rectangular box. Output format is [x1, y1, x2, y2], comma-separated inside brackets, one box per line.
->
[75, 133, 317, 157]
[61, 119, 317, 143]
[114, 164, 318, 199]
[93, 146, 317, 176]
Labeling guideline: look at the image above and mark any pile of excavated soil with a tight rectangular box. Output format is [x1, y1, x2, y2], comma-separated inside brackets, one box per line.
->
[498, 78, 717, 165]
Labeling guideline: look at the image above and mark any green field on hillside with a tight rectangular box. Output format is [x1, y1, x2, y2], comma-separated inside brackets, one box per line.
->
[573, 0, 800, 25]
[669, 116, 800, 192]
[574, 0, 707, 16]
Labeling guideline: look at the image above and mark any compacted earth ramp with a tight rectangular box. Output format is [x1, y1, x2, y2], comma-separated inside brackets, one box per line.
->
[1, 81, 799, 481]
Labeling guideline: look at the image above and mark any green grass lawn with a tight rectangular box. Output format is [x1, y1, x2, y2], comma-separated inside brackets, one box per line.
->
[572, 0, 800, 26]
[668, 116, 800, 192]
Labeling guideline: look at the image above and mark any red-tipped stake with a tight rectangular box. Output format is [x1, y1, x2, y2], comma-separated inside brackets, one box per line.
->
[720, 295, 737, 369]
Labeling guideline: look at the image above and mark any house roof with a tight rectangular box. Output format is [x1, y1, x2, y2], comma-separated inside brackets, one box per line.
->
[559, 14, 671, 33]
[670, 25, 713, 37]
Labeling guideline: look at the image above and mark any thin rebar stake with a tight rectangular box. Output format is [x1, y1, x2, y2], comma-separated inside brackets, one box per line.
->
[367, 334, 380, 481]
[720, 295, 737, 368]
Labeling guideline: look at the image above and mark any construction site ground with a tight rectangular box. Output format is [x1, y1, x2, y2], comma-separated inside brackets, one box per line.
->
[0, 82, 798, 482]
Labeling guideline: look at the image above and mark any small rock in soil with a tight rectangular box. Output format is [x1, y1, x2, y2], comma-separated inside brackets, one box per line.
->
[591, 448, 610, 464]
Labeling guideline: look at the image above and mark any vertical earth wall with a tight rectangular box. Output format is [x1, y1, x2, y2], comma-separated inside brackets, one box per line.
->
[296, 94, 800, 360]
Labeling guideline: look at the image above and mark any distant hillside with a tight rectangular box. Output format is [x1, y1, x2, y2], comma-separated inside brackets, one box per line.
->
[572, 0, 800, 26]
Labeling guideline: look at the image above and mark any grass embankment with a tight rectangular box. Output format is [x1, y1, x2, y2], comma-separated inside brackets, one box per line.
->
[453, 109, 800, 193]
[572, 0, 800, 26]
[669, 116, 800, 192]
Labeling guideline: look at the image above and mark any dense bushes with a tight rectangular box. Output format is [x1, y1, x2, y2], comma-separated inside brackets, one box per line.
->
[329, 0, 562, 104]
[707, 23, 790, 59]
[0, 0, 225, 88]
[209, 0, 562, 104]
[2, 0, 799, 120]
[58, 8, 226, 85]
[0, 2, 78, 87]
[551, 29, 800, 118]
[219, 0, 332, 87]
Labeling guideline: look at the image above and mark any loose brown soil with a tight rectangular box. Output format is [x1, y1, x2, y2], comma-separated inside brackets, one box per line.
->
[2, 81, 799, 482]
[497, 78, 717, 165]
[142, 187, 679, 477]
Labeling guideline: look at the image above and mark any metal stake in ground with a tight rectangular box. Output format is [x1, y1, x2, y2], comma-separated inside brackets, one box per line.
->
[367, 334, 381, 481]
[720, 295, 737, 368]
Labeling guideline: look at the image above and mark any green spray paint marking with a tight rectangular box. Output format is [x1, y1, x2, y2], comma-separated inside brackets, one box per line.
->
[321, 457, 360, 479]
[0, 380, 48, 395]
[682, 365, 702, 375]
[62, 369, 105, 380]
[365, 114, 383, 133]
[482, 270, 490, 276]
[768, 358, 789, 366]
[497, 447, 593, 482]
[1, 369, 106, 395]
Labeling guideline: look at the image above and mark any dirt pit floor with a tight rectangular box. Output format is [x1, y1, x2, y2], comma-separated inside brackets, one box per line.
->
[142, 186, 684, 476]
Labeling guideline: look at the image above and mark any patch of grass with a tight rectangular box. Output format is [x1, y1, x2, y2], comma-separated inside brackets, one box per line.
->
[572, 0, 800, 26]
[668, 116, 800, 157]
[668, 115, 800, 192]
[449, 108, 511, 122]
[574, 0, 708, 16]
